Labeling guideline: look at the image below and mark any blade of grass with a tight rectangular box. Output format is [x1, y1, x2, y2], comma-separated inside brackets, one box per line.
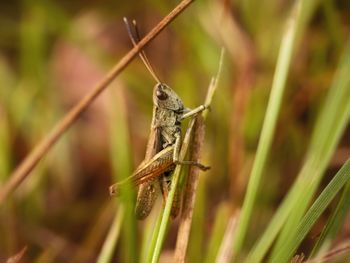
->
[174, 48, 224, 263]
[0, 109, 10, 181]
[186, 173, 206, 263]
[144, 209, 163, 263]
[71, 202, 115, 263]
[0, 58, 14, 181]
[15, 0, 49, 200]
[149, 51, 222, 262]
[270, 159, 350, 262]
[231, 1, 301, 259]
[215, 211, 240, 263]
[308, 241, 350, 263]
[322, 0, 345, 53]
[203, 203, 230, 263]
[108, 86, 137, 263]
[202, 203, 230, 263]
[247, 39, 350, 262]
[174, 116, 206, 263]
[309, 179, 350, 257]
[97, 206, 124, 263]
[150, 117, 196, 263]
[269, 38, 350, 259]
[6, 246, 27, 263]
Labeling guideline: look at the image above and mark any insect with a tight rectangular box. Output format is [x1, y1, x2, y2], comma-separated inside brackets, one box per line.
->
[109, 18, 209, 220]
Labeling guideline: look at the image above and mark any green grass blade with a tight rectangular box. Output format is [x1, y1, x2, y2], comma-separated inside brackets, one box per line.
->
[0, 107, 11, 181]
[269, 39, 350, 259]
[187, 178, 206, 263]
[310, 179, 350, 258]
[270, 159, 350, 263]
[150, 118, 197, 263]
[0, 59, 14, 181]
[247, 39, 350, 262]
[148, 50, 223, 263]
[108, 88, 137, 263]
[203, 203, 230, 263]
[231, 1, 301, 258]
[97, 207, 124, 263]
[144, 211, 163, 263]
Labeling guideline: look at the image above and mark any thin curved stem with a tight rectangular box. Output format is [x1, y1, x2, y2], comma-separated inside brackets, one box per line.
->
[0, 0, 195, 205]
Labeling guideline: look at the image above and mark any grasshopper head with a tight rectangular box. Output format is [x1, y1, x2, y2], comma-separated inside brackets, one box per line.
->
[153, 83, 184, 111]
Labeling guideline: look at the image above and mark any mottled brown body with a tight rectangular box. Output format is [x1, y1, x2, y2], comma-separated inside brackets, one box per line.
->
[110, 82, 188, 219]
[109, 83, 208, 219]
[134, 84, 184, 219]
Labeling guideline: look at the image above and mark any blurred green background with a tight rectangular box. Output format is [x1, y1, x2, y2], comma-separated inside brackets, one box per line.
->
[0, 0, 349, 262]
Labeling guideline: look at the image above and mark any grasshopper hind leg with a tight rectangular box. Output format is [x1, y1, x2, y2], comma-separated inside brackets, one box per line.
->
[161, 171, 181, 219]
[135, 180, 160, 220]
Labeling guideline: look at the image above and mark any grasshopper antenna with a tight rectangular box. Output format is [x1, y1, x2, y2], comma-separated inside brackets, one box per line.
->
[123, 17, 161, 83]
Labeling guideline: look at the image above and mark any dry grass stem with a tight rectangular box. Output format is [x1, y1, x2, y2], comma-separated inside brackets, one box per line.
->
[0, 0, 195, 205]
[307, 241, 350, 263]
[215, 211, 240, 263]
[6, 247, 27, 263]
[174, 49, 224, 262]
[174, 115, 205, 263]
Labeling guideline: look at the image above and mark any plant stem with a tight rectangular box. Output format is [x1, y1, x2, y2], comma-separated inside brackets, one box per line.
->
[0, 0, 195, 205]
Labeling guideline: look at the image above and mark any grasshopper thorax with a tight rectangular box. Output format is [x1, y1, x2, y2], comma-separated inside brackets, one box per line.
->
[153, 83, 184, 112]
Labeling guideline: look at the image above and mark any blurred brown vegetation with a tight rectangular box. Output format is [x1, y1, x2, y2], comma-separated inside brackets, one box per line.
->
[0, 0, 350, 262]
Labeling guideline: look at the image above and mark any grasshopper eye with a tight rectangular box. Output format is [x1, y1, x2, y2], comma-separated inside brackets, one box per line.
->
[156, 90, 168, 100]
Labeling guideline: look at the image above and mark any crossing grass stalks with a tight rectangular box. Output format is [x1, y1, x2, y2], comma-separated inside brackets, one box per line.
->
[1, 0, 350, 262]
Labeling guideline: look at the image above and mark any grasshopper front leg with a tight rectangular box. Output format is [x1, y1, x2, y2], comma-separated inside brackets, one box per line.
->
[180, 104, 209, 120]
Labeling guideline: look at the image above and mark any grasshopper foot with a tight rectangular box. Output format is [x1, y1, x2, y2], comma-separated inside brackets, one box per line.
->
[195, 163, 210, 171]
[175, 160, 210, 171]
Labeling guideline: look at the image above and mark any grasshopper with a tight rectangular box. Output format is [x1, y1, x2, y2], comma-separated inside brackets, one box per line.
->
[109, 18, 209, 220]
